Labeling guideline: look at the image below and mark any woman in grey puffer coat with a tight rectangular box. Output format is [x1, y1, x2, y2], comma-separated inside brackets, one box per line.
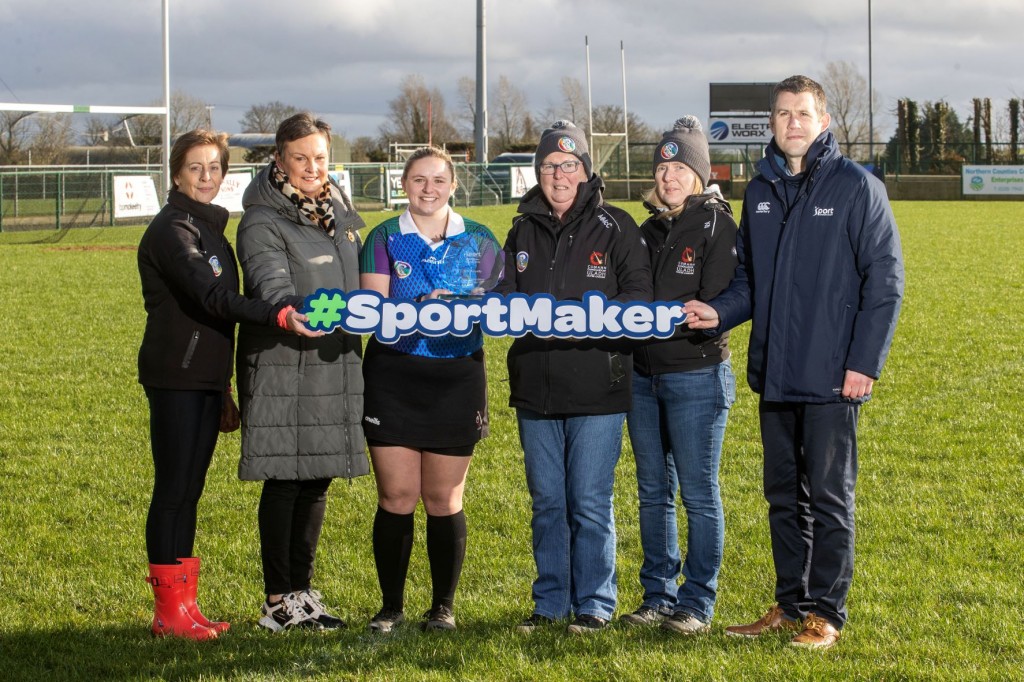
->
[235, 113, 368, 633]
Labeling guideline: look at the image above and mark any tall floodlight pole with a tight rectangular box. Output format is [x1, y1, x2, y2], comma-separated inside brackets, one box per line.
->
[474, 0, 488, 162]
[585, 36, 593, 152]
[621, 41, 630, 198]
[868, 0, 874, 164]
[162, 0, 171, 190]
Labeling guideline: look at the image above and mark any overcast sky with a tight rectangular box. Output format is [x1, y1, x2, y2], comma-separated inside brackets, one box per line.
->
[2, 0, 1022, 143]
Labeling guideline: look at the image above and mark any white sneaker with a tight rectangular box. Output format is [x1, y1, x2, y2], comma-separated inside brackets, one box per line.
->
[258, 593, 322, 633]
[296, 588, 347, 629]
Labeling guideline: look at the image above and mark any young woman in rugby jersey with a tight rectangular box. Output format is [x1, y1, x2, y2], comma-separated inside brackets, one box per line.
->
[359, 146, 500, 633]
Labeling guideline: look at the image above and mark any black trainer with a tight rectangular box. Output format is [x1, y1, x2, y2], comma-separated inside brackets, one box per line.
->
[620, 604, 672, 627]
[368, 607, 405, 634]
[516, 613, 555, 633]
[567, 614, 608, 635]
[422, 604, 456, 631]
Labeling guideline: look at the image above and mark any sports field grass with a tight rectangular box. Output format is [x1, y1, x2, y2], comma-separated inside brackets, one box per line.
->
[0, 201, 1021, 680]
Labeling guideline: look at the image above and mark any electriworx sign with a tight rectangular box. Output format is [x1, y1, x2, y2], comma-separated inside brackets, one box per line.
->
[708, 117, 771, 142]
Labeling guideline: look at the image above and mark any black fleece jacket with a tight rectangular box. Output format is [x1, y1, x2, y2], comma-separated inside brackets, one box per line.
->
[137, 190, 295, 390]
[633, 193, 738, 376]
[495, 175, 653, 415]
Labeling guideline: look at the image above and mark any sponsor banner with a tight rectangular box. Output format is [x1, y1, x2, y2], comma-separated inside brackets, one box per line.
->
[210, 172, 252, 213]
[511, 166, 538, 198]
[708, 117, 771, 143]
[301, 289, 688, 342]
[386, 168, 408, 207]
[329, 168, 352, 198]
[962, 165, 1024, 195]
[710, 164, 731, 181]
[113, 176, 161, 218]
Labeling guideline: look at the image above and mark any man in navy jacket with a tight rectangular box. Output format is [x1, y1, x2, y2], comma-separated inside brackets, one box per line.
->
[685, 75, 903, 649]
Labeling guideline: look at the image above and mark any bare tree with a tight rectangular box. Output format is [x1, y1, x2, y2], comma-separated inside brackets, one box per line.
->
[379, 75, 458, 146]
[592, 105, 655, 142]
[560, 77, 588, 131]
[455, 76, 477, 138]
[240, 101, 300, 133]
[0, 111, 33, 163]
[490, 76, 531, 153]
[351, 136, 387, 163]
[820, 60, 882, 160]
[28, 114, 75, 165]
[130, 90, 212, 145]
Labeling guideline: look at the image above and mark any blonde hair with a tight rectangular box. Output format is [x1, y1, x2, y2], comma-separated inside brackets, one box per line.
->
[644, 175, 704, 219]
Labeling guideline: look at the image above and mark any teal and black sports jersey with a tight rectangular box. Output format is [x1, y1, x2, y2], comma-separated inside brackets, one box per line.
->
[360, 209, 500, 358]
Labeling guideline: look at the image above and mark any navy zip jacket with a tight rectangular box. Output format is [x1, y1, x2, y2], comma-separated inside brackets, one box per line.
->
[495, 175, 653, 415]
[634, 193, 738, 376]
[709, 131, 904, 403]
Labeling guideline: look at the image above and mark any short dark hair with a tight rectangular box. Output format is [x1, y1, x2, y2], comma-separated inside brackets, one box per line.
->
[169, 129, 229, 189]
[771, 75, 828, 116]
[275, 112, 331, 157]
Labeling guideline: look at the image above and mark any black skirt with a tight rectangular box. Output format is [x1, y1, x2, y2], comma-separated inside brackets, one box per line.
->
[362, 337, 488, 450]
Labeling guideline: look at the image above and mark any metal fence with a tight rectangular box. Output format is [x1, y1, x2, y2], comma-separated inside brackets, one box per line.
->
[0, 166, 161, 231]
[4, 141, 1022, 230]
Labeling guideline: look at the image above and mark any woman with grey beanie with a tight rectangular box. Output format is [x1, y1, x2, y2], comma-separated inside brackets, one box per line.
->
[495, 120, 653, 634]
[621, 116, 738, 635]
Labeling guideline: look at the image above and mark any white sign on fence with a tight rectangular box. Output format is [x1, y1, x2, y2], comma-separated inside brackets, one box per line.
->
[511, 166, 538, 199]
[329, 169, 352, 199]
[113, 176, 161, 218]
[210, 172, 253, 213]
[962, 165, 1024, 195]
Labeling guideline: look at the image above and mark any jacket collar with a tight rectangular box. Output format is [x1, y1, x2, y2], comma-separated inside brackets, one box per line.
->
[167, 188, 229, 234]
[516, 174, 605, 228]
[760, 129, 840, 183]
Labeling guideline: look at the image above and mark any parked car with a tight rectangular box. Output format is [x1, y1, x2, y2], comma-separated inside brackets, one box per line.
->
[482, 153, 535, 200]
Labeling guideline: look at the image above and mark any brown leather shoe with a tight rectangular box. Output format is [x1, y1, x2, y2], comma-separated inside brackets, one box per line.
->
[724, 604, 801, 638]
[790, 613, 841, 649]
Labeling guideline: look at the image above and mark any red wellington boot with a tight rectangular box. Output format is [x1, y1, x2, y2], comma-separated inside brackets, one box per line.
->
[147, 563, 218, 640]
[178, 557, 230, 634]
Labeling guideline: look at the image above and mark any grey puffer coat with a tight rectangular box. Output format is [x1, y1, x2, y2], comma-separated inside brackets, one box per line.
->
[235, 163, 369, 481]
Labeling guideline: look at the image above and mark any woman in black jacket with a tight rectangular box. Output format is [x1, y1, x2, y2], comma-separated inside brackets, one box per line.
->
[137, 129, 317, 640]
[496, 121, 652, 635]
[620, 117, 737, 635]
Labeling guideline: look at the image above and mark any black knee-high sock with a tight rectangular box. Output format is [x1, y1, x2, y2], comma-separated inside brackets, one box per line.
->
[426, 510, 467, 611]
[373, 506, 415, 611]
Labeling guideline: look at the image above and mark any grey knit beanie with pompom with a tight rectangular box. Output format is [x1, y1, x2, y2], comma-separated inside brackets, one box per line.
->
[652, 115, 711, 185]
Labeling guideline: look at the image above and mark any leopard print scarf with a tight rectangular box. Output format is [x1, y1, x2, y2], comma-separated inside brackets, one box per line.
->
[271, 161, 336, 234]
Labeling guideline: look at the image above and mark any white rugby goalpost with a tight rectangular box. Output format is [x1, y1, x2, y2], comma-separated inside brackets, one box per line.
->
[0, 0, 172, 187]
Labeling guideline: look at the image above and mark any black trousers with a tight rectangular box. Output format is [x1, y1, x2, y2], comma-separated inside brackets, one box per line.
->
[258, 478, 332, 595]
[144, 387, 222, 565]
[759, 399, 859, 629]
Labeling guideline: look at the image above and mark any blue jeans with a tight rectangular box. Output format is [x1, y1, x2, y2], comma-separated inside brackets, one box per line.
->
[517, 409, 625, 621]
[625, 361, 735, 622]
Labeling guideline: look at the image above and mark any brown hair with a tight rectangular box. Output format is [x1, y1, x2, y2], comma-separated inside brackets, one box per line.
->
[275, 112, 331, 157]
[771, 75, 828, 116]
[401, 146, 458, 188]
[169, 129, 229, 189]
